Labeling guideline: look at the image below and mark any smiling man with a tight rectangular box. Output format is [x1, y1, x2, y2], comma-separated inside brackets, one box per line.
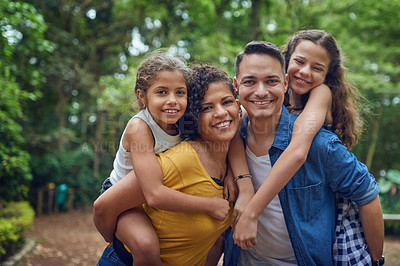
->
[230, 41, 384, 265]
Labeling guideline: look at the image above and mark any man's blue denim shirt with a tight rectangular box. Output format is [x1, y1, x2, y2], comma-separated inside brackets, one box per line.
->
[239, 106, 379, 265]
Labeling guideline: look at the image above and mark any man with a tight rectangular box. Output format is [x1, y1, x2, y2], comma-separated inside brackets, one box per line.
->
[230, 41, 384, 265]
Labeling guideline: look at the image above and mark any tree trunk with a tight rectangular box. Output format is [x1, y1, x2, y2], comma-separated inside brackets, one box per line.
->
[93, 111, 105, 177]
[56, 81, 69, 150]
[365, 103, 382, 170]
[249, 0, 262, 40]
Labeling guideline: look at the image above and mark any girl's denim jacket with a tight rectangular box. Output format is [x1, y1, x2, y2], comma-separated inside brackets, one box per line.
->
[238, 106, 379, 265]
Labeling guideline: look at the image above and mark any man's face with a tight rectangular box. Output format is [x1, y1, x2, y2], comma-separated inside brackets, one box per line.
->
[235, 53, 287, 120]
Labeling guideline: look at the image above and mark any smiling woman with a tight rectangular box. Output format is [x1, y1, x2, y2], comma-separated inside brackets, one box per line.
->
[180, 63, 238, 142]
[200, 82, 239, 144]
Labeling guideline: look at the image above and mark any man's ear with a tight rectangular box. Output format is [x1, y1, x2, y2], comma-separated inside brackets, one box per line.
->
[284, 74, 289, 93]
[136, 89, 147, 107]
[234, 77, 239, 95]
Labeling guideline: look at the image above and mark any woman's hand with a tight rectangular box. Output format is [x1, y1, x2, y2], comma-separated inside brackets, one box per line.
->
[233, 210, 258, 250]
[208, 197, 231, 221]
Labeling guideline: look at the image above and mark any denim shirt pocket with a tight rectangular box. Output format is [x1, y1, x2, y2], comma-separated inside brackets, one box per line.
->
[288, 182, 323, 222]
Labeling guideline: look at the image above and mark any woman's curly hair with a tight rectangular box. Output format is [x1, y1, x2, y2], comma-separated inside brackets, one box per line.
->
[178, 63, 236, 140]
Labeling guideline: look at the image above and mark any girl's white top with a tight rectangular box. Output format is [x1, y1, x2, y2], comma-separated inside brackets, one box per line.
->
[109, 108, 182, 185]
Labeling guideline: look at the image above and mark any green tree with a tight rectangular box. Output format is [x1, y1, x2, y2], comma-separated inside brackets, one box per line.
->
[0, 0, 52, 206]
[321, 0, 400, 174]
[24, 0, 147, 203]
[14, 0, 399, 207]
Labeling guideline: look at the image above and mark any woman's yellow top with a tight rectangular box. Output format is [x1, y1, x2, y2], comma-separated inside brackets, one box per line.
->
[143, 141, 233, 265]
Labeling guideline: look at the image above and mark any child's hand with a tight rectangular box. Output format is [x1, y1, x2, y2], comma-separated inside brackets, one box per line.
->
[231, 188, 253, 227]
[208, 197, 231, 221]
[224, 168, 238, 202]
[233, 210, 258, 250]
[231, 178, 254, 227]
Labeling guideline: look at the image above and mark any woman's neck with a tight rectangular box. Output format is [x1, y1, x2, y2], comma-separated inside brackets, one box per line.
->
[201, 140, 230, 162]
[191, 139, 230, 180]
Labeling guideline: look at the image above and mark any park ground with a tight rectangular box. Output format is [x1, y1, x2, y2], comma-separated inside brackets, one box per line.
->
[10, 207, 400, 265]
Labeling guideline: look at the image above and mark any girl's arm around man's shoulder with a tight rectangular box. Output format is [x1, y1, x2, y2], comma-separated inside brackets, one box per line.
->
[323, 136, 379, 204]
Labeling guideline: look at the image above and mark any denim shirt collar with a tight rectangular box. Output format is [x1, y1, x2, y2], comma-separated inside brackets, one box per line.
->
[239, 105, 293, 152]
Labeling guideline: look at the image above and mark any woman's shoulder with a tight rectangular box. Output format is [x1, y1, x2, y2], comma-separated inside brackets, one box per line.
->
[158, 141, 193, 157]
[157, 141, 203, 175]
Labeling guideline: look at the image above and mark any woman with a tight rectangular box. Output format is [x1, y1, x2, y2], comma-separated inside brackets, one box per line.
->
[96, 63, 243, 265]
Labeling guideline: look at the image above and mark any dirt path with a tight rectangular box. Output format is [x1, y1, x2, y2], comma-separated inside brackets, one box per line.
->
[19, 207, 400, 265]
[21, 207, 107, 265]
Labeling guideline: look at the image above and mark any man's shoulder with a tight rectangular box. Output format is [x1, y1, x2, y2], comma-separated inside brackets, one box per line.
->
[285, 112, 341, 144]
[314, 127, 341, 144]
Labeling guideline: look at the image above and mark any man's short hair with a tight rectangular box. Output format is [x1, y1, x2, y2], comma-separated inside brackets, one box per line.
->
[235, 41, 285, 77]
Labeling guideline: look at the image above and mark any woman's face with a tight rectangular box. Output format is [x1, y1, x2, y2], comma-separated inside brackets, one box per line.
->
[199, 81, 239, 143]
[287, 40, 331, 95]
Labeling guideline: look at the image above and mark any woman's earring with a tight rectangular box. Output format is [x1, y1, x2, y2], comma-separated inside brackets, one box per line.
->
[236, 99, 243, 117]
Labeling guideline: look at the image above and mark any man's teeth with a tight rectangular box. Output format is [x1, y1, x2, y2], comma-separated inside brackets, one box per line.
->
[164, 110, 178, 113]
[253, 100, 272, 104]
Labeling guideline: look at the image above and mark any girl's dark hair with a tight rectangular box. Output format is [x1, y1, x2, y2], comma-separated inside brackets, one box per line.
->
[282, 29, 363, 148]
[135, 54, 191, 109]
[178, 63, 236, 140]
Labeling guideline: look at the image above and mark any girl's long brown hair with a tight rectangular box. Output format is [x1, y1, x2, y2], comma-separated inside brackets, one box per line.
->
[282, 29, 363, 149]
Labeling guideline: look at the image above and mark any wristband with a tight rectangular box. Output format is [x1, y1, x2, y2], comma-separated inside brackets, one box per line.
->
[234, 174, 252, 182]
[372, 256, 384, 266]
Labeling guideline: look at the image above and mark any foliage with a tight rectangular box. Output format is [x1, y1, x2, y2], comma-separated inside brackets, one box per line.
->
[318, 0, 400, 175]
[0, 71, 31, 203]
[379, 188, 400, 234]
[0, 0, 52, 203]
[0, 0, 53, 88]
[378, 169, 400, 213]
[377, 169, 400, 233]
[378, 169, 400, 194]
[1, 0, 399, 207]
[0, 201, 35, 260]
[30, 144, 100, 206]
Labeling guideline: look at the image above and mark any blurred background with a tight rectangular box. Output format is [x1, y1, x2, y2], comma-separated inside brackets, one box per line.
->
[1, 0, 399, 262]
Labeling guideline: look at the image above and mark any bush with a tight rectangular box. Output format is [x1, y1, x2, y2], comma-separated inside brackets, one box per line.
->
[30, 144, 102, 207]
[0, 201, 35, 261]
[378, 169, 400, 234]
[0, 70, 32, 203]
